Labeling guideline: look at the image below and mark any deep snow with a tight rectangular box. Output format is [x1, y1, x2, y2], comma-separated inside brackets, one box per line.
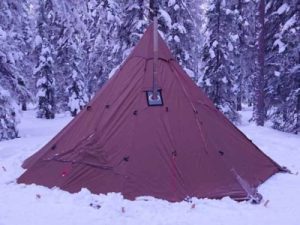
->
[0, 109, 299, 225]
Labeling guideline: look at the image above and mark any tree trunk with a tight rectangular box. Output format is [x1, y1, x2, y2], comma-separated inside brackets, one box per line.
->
[149, 0, 157, 21]
[214, 0, 221, 107]
[237, 95, 242, 111]
[296, 53, 300, 134]
[20, 96, 27, 111]
[236, 0, 243, 112]
[255, 0, 266, 126]
[21, 102, 27, 111]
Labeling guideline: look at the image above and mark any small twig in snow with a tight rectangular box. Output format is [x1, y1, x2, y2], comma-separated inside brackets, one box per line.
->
[263, 200, 270, 207]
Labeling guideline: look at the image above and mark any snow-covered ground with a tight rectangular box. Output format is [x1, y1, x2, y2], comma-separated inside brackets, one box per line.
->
[0, 109, 299, 225]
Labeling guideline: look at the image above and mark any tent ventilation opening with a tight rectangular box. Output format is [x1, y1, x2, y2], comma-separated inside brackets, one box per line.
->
[146, 90, 163, 106]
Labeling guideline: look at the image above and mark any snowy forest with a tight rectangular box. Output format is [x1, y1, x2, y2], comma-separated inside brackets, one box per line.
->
[0, 0, 299, 141]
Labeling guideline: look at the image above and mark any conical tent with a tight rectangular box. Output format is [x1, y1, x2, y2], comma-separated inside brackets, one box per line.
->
[18, 24, 284, 202]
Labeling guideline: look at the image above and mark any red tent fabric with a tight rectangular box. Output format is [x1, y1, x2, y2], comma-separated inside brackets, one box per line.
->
[18, 24, 284, 202]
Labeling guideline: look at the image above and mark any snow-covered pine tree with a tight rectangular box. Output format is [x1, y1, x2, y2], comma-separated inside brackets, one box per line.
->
[76, 0, 103, 97]
[45, 1, 87, 115]
[117, 0, 147, 60]
[262, 0, 287, 124]
[239, 0, 258, 109]
[35, 43, 55, 119]
[72, 0, 123, 99]
[159, 0, 203, 80]
[266, 0, 300, 133]
[67, 70, 88, 117]
[17, 2, 37, 110]
[228, 0, 257, 111]
[0, 0, 32, 107]
[0, 0, 32, 140]
[253, 0, 267, 126]
[34, 0, 56, 119]
[201, 0, 239, 122]
[0, 88, 18, 141]
[90, 0, 122, 89]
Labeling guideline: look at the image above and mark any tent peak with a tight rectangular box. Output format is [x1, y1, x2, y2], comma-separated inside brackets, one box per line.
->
[130, 23, 173, 61]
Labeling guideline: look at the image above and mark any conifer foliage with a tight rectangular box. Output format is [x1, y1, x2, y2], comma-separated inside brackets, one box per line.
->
[0, 0, 299, 142]
[35, 44, 55, 119]
[201, 0, 239, 122]
[0, 90, 18, 141]
[0, 0, 31, 140]
[34, 0, 56, 119]
[159, 0, 203, 79]
[266, 0, 300, 133]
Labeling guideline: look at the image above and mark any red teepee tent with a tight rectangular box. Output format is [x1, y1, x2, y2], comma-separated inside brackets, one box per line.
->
[18, 23, 284, 202]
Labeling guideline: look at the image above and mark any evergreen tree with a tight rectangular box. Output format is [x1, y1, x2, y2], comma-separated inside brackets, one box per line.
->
[201, 0, 239, 122]
[0, 89, 18, 141]
[229, 0, 257, 111]
[0, 0, 32, 140]
[52, 1, 86, 113]
[117, 0, 147, 60]
[267, 0, 300, 133]
[159, 0, 203, 80]
[74, 0, 123, 98]
[0, 0, 32, 106]
[35, 43, 55, 119]
[34, 0, 56, 119]
[67, 70, 88, 117]
[91, 0, 122, 89]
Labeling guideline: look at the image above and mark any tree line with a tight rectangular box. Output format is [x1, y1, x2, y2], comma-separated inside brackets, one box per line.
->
[0, 0, 299, 141]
